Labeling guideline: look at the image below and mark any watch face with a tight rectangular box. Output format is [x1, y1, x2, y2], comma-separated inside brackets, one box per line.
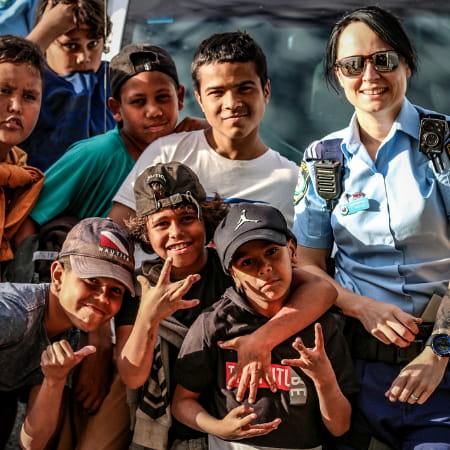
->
[431, 335, 450, 357]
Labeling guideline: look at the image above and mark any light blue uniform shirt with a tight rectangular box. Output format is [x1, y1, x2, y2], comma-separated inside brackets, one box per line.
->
[293, 99, 450, 316]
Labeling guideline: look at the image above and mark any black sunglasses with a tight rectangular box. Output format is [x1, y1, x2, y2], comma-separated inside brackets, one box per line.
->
[335, 50, 400, 77]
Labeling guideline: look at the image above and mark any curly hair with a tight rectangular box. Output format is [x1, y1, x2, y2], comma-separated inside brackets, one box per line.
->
[126, 196, 229, 253]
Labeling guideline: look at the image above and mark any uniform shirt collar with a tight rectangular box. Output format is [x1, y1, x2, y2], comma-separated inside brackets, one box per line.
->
[343, 98, 420, 154]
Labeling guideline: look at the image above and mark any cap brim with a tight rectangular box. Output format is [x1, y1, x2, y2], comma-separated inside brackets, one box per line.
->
[70, 255, 135, 296]
[223, 229, 288, 272]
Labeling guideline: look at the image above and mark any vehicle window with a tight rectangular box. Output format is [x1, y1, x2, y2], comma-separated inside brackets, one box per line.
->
[115, 0, 450, 163]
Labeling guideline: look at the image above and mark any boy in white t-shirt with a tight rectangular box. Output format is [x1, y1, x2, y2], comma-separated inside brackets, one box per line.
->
[109, 31, 298, 230]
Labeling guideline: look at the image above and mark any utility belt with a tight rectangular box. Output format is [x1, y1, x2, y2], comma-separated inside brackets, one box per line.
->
[344, 318, 434, 365]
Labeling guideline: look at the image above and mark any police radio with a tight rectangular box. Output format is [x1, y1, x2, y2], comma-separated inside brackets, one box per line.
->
[419, 114, 450, 172]
[314, 160, 342, 210]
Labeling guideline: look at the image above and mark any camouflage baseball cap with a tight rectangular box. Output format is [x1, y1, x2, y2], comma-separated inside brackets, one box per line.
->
[134, 162, 206, 218]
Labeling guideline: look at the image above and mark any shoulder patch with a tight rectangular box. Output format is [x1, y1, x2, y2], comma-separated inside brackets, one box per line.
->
[294, 161, 310, 205]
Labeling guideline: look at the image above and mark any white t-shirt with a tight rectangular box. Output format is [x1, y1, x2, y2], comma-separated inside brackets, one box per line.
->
[113, 130, 298, 227]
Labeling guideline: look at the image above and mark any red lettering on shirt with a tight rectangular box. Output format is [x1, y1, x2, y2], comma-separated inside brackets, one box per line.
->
[225, 362, 290, 391]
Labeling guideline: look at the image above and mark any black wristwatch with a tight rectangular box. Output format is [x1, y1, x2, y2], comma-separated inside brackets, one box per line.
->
[426, 334, 450, 357]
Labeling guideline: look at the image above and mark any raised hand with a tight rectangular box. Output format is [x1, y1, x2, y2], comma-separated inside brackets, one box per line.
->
[137, 256, 200, 323]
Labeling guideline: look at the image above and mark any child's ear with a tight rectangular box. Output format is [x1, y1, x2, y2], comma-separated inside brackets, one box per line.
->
[194, 90, 205, 113]
[108, 97, 122, 123]
[263, 79, 271, 104]
[288, 239, 298, 265]
[177, 84, 186, 110]
[50, 261, 65, 292]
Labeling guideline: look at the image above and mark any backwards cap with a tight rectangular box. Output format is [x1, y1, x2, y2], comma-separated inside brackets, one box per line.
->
[134, 162, 206, 218]
[214, 203, 295, 273]
[58, 217, 135, 295]
[110, 43, 179, 98]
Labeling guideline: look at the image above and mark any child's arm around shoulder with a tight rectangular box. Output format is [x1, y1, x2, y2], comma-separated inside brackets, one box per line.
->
[20, 340, 95, 450]
[219, 267, 336, 403]
[172, 384, 281, 441]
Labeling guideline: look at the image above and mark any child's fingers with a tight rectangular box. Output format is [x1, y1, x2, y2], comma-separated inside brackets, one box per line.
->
[158, 257, 173, 285]
[235, 369, 251, 402]
[137, 274, 151, 291]
[281, 357, 303, 368]
[314, 323, 324, 349]
[292, 336, 305, 353]
[74, 345, 96, 360]
[173, 273, 201, 296]
[176, 299, 200, 310]
[244, 418, 282, 438]
[230, 403, 254, 418]
[217, 337, 239, 350]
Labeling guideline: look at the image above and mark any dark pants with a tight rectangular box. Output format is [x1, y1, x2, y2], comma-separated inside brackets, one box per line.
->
[0, 390, 19, 449]
[349, 360, 450, 450]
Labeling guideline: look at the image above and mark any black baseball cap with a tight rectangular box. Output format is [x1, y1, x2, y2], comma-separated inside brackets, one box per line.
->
[214, 203, 295, 273]
[109, 43, 179, 98]
[134, 162, 206, 218]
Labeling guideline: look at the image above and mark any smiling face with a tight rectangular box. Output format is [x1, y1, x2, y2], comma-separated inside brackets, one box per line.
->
[0, 62, 42, 159]
[45, 25, 104, 75]
[194, 61, 270, 151]
[335, 21, 411, 122]
[109, 70, 184, 156]
[146, 205, 207, 279]
[229, 239, 296, 317]
[51, 262, 125, 333]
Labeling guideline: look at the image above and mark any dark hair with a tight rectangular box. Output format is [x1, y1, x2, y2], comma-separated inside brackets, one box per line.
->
[325, 5, 417, 91]
[0, 35, 45, 83]
[191, 31, 268, 92]
[35, 0, 112, 47]
[127, 195, 229, 252]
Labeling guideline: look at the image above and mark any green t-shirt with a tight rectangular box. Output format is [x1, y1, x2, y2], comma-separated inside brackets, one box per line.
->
[31, 127, 134, 224]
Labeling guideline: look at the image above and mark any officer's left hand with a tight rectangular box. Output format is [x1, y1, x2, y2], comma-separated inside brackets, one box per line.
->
[385, 346, 448, 404]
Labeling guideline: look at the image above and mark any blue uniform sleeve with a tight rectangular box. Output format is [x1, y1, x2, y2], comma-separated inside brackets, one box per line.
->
[293, 143, 334, 249]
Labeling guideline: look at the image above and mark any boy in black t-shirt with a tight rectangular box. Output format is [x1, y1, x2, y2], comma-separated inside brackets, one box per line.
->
[115, 163, 337, 449]
[172, 203, 359, 449]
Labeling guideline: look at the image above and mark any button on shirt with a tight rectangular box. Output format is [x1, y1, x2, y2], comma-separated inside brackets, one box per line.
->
[293, 99, 450, 317]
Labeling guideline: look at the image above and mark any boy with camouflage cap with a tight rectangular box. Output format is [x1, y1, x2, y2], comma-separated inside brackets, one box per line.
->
[115, 162, 336, 449]
[0, 217, 135, 448]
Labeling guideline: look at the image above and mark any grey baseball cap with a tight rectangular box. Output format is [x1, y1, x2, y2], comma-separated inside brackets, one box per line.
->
[59, 217, 135, 295]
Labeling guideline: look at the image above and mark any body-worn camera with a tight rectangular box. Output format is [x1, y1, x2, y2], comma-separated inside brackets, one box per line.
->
[419, 114, 449, 172]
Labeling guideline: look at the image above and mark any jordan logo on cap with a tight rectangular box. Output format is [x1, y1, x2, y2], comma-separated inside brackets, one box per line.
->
[234, 209, 260, 231]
